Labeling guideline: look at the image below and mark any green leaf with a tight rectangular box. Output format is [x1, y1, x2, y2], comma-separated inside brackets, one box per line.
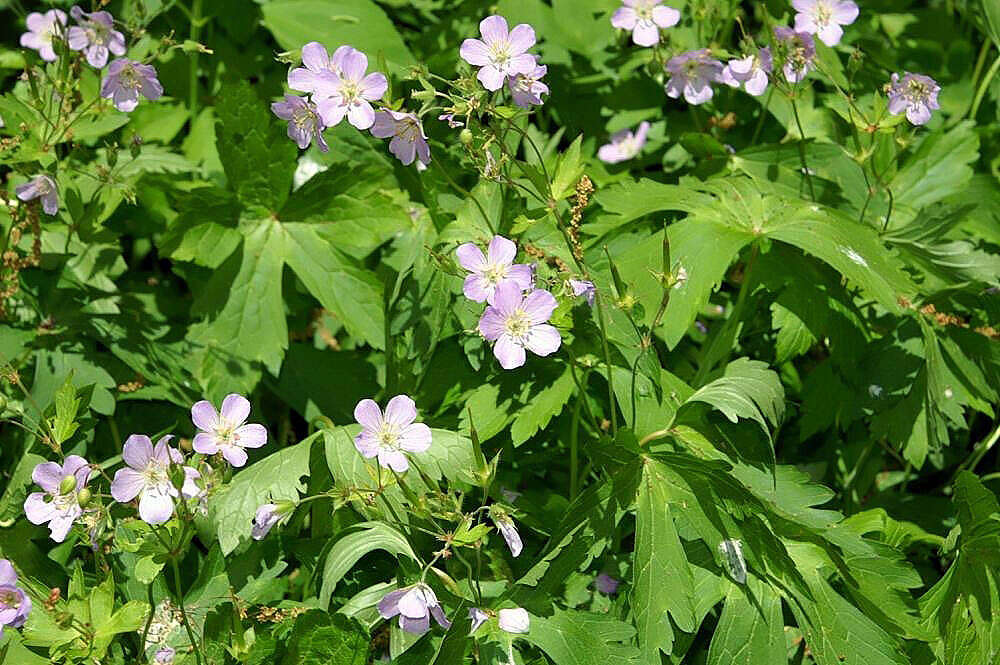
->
[282, 223, 385, 349]
[550, 135, 584, 200]
[189, 221, 288, 374]
[209, 435, 315, 555]
[707, 579, 784, 665]
[985, 0, 1000, 46]
[522, 608, 641, 665]
[510, 368, 575, 446]
[319, 522, 418, 606]
[679, 358, 785, 442]
[281, 610, 370, 665]
[633, 461, 697, 659]
[215, 80, 296, 211]
[0, 452, 45, 526]
[261, 0, 415, 70]
[891, 122, 979, 213]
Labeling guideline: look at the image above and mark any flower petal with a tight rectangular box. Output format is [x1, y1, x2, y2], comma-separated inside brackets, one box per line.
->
[384, 395, 417, 427]
[525, 324, 561, 357]
[31, 462, 63, 493]
[300, 41, 330, 71]
[378, 589, 408, 618]
[192, 432, 219, 455]
[110, 468, 145, 503]
[477, 65, 506, 91]
[479, 15, 510, 45]
[507, 23, 536, 54]
[487, 235, 517, 266]
[122, 434, 154, 470]
[455, 243, 487, 272]
[521, 289, 558, 324]
[494, 335, 527, 370]
[379, 449, 409, 472]
[191, 400, 219, 431]
[235, 424, 267, 448]
[354, 399, 384, 431]
[139, 488, 175, 525]
[220, 394, 251, 427]
[398, 423, 432, 453]
[459, 38, 491, 66]
[24, 492, 58, 525]
[221, 445, 249, 467]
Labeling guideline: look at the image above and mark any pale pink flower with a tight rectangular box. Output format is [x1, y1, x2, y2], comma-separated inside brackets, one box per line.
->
[191, 394, 268, 468]
[460, 15, 537, 91]
[792, 0, 859, 46]
[353, 395, 432, 472]
[611, 0, 680, 47]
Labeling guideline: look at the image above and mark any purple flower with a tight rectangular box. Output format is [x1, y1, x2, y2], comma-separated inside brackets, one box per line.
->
[353, 395, 432, 472]
[887, 72, 940, 126]
[190, 394, 268, 468]
[67, 6, 125, 68]
[455, 235, 534, 304]
[271, 94, 329, 152]
[313, 49, 387, 130]
[611, 0, 680, 47]
[0, 560, 31, 639]
[252, 502, 292, 540]
[490, 510, 523, 557]
[774, 27, 816, 83]
[100, 58, 163, 112]
[597, 121, 650, 164]
[469, 607, 489, 633]
[370, 110, 431, 166]
[23, 456, 91, 543]
[792, 0, 859, 46]
[720, 48, 772, 96]
[287, 42, 355, 94]
[15, 175, 59, 215]
[20, 10, 67, 62]
[460, 15, 537, 91]
[498, 608, 530, 634]
[665, 49, 723, 105]
[478, 283, 561, 370]
[378, 584, 451, 635]
[568, 279, 597, 306]
[438, 112, 464, 128]
[154, 647, 175, 664]
[594, 573, 621, 595]
[110, 435, 200, 525]
[508, 59, 548, 108]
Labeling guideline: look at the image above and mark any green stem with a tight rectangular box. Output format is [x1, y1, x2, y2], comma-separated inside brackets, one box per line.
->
[170, 557, 204, 665]
[789, 96, 816, 201]
[140, 584, 155, 655]
[569, 393, 582, 499]
[969, 50, 1000, 121]
[188, 0, 203, 118]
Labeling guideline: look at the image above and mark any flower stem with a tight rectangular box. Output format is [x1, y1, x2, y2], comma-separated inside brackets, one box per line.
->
[969, 50, 1000, 121]
[188, 0, 203, 118]
[788, 95, 816, 201]
[171, 556, 205, 665]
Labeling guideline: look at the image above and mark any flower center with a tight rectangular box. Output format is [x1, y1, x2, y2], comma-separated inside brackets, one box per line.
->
[504, 309, 531, 339]
[292, 106, 316, 131]
[813, 1, 832, 25]
[0, 588, 21, 609]
[53, 491, 77, 511]
[488, 41, 513, 69]
[142, 461, 169, 488]
[395, 117, 422, 143]
[119, 65, 142, 91]
[636, 0, 656, 21]
[618, 135, 640, 157]
[483, 263, 507, 285]
[905, 78, 928, 101]
[377, 423, 400, 449]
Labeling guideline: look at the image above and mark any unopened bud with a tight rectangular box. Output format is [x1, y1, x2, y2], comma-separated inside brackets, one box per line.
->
[411, 88, 435, 102]
[459, 128, 474, 146]
[76, 488, 92, 508]
[130, 135, 142, 159]
[58, 474, 77, 495]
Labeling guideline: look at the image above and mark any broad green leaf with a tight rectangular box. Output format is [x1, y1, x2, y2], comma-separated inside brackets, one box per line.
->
[189, 221, 288, 374]
[891, 122, 979, 214]
[261, 0, 415, 69]
[281, 610, 370, 665]
[209, 435, 315, 555]
[510, 368, 575, 446]
[707, 579, 784, 665]
[633, 461, 697, 659]
[319, 522, 417, 606]
[678, 358, 785, 442]
[0, 452, 45, 526]
[522, 608, 641, 665]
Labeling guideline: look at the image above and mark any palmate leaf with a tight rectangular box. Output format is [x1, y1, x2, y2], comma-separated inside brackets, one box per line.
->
[678, 357, 785, 442]
[509, 366, 576, 446]
[706, 578, 784, 665]
[281, 610, 370, 665]
[521, 608, 641, 665]
[633, 460, 697, 659]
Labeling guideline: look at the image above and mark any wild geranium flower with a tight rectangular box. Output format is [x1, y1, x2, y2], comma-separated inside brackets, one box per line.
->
[568, 279, 597, 305]
[271, 94, 329, 152]
[508, 60, 548, 108]
[460, 15, 537, 91]
[792, 0, 859, 46]
[191, 394, 268, 468]
[68, 6, 125, 68]
[23, 456, 91, 542]
[370, 110, 431, 166]
[287, 42, 355, 93]
[378, 584, 451, 634]
[20, 9, 67, 62]
[774, 27, 816, 83]
[15, 175, 59, 215]
[611, 0, 680, 47]
[252, 502, 294, 540]
[313, 49, 387, 130]
[479, 283, 561, 370]
[597, 121, 650, 164]
[490, 508, 523, 557]
[469, 607, 489, 633]
[498, 608, 530, 634]
[887, 72, 940, 126]
[0, 560, 31, 638]
[665, 49, 723, 105]
[456, 235, 534, 304]
[720, 48, 772, 96]
[100, 58, 163, 112]
[595, 573, 621, 595]
[154, 647, 176, 664]
[438, 112, 464, 128]
[110, 435, 201, 525]
[354, 395, 432, 472]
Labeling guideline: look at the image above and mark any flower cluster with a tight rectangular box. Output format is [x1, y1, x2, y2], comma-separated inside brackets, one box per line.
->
[456, 235, 561, 370]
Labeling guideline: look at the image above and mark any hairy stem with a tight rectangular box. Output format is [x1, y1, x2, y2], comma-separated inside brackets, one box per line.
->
[171, 557, 204, 665]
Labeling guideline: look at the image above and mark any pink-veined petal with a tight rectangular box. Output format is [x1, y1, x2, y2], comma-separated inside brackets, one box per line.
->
[611, 7, 638, 29]
[487, 235, 517, 266]
[491, 281, 523, 316]
[477, 65, 506, 91]
[190, 400, 219, 431]
[632, 21, 660, 47]
[300, 41, 329, 71]
[235, 424, 267, 449]
[494, 335, 526, 370]
[360, 72, 388, 101]
[31, 462, 63, 493]
[192, 432, 219, 455]
[525, 324, 561, 357]
[110, 468, 145, 503]
[347, 101, 376, 130]
[506, 264, 535, 290]
[459, 38, 491, 66]
[521, 289, 558, 324]
[122, 434, 154, 470]
[464, 274, 491, 303]
[354, 431, 380, 458]
[24, 492, 58, 525]
[354, 399, 384, 431]
[456, 243, 487, 272]
[383, 395, 417, 427]
[479, 15, 509, 45]
[478, 307, 506, 341]
[398, 423, 432, 453]
[220, 394, 251, 427]
[379, 449, 409, 472]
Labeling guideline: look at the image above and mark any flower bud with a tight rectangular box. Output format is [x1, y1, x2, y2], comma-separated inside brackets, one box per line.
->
[58, 474, 77, 495]
[76, 488, 92, 508]
[459, 128, 474, 146]
[411, 88, 436, 102]
[130, 135, 143, 159]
